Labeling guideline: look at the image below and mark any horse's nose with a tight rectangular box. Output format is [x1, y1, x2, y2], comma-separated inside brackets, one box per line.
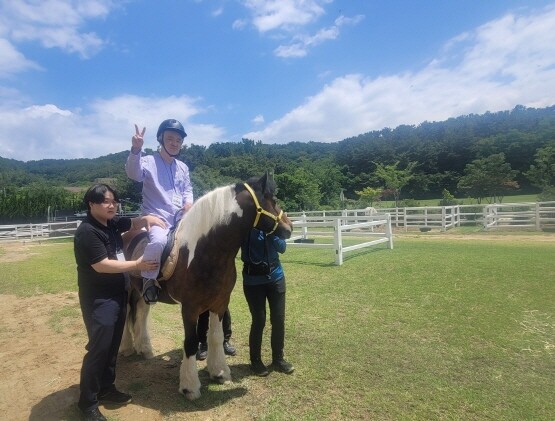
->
[283, 225, 292, 239]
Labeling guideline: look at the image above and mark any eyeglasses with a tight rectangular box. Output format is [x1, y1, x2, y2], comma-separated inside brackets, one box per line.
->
[101, 199, 119, 207]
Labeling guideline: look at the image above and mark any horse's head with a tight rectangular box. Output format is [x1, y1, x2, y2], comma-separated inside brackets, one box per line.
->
[239, 172, 293, 240]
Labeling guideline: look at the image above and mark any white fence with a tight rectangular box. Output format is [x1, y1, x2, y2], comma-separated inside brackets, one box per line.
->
[289, 201, 555, 232]
[483, 201, 555, 230]
[0, 221, 80, 242]
[286, 212, 393, 265]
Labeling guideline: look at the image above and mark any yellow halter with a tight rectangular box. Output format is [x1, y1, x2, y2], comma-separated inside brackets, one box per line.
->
[243, 183, 283, 235]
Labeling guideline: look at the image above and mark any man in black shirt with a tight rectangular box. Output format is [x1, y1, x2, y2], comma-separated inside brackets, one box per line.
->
[74, 184, 163, 421]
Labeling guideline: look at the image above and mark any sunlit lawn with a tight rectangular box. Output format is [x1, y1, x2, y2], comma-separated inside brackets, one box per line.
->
[1, 235, 554, 420]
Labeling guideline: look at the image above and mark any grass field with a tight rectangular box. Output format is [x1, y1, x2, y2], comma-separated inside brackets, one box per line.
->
[1, 235, 554, 420]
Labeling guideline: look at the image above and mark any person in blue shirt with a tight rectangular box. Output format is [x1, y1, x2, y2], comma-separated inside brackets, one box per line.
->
[241, 227, 294, 376]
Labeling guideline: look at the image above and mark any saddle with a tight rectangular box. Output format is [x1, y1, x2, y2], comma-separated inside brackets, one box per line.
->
[126, 227, 180, 281]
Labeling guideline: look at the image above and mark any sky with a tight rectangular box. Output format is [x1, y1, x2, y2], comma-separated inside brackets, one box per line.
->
[1, 0, 555, 162]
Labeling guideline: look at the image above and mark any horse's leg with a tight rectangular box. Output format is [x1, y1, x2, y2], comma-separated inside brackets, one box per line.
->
[179, 310, 201, 400]
[133, 297, 154, 359]
[206, 311, 231, 383]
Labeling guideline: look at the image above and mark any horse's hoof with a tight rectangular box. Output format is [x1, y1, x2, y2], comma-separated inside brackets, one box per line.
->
[141, 350, 155, 359]
[211, 374, 225, 384]
[210, 374, 230, 385]
[119, 348, 135, 357]
[210, 371, 231, 384]
[180, 388, 201, 400]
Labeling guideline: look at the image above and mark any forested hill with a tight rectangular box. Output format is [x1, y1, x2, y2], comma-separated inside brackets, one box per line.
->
[1, 105, 555, 221]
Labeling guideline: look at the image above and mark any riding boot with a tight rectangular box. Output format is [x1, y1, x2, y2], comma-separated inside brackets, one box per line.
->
[223, 339, 236, 356]
[142, 278, 160, 304]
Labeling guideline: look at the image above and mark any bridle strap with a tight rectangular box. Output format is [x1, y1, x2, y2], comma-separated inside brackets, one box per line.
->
[243, 183, 283, 234]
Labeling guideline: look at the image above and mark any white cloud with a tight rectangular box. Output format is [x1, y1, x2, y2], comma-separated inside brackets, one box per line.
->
[237, 1, 361, 58]
[232, 18, 248, 30]
[274, 20, 347, 58]
[244, 5, 555, 143]
[242, 0, 329, 32]
[0, 94, 226, 161]
[0, 38, 42, 77]
[252, 114, 264, 124]
[274, 42, 307, 58]
[0, 0, 115, 59]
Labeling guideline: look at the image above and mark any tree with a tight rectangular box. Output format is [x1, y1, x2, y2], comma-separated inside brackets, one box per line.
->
[525, 145, 555, 189]
[276, 168, 321, 212]
[438, 189, 462, 206]
[373, 161, 417, 207]
[355, 186, 383, 207]
[457, 153, 519, 203]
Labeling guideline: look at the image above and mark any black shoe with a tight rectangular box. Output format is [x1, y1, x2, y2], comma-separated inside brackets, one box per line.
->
[223, 339, 237, 356]
[142, 278, 160, 304]
[196, 342, 208, 361]
[250, 360, 269, 377]
[98, 388, 132, 405]
[271, 359, 295, 374]
[81, 407, 107, 421]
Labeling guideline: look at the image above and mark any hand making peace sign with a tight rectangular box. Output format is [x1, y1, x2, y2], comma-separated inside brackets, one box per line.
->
[131, 124, 146, 153]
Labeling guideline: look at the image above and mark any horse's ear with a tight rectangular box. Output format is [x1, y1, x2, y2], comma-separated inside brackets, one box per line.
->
[262, 170, 276, 195]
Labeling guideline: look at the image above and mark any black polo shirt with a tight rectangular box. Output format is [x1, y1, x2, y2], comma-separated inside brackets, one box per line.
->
[74, 213, 132, 298]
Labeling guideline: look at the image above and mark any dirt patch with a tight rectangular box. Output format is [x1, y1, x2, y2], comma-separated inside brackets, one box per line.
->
[0, 293, 271, 421]
[0, 243, 40, 263]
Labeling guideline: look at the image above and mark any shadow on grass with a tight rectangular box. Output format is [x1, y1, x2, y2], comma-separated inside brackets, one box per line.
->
[29, 349, 251, 420]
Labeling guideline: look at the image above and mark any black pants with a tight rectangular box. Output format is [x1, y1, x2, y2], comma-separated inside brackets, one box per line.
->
[78, 290, 127, 412]
[243, 277, 286, 363]
[197, 308, 232, 344]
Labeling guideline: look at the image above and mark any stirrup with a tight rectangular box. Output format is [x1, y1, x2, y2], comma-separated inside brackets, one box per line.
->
[142, 278, 160, 304]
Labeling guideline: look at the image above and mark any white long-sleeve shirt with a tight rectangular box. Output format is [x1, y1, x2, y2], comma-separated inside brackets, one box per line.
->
[125, 151, 194, 227]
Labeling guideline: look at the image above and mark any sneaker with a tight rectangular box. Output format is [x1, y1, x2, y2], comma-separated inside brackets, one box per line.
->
[223, 339, 237, 356]
[196, 342, 208, 361]
[81, 407, 107, 421]
[271, 359, 295, 374]
[98, 388, 132, 405]
[142, 278, 160, 304]
[250, 360, 269, 377]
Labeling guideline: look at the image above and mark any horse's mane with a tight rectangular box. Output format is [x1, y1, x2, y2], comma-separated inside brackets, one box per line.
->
[174, 184, 242, 264]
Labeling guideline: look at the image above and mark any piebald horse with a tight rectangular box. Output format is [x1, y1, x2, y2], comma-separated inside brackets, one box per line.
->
[120, 173, 292, 400]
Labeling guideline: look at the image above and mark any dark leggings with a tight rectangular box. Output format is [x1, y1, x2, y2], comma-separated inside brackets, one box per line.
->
[197, 308, 232, 344]
[243, 277, 286, 363]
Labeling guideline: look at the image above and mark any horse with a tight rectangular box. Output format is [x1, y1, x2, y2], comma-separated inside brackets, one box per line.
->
[119, 172, 293, 400]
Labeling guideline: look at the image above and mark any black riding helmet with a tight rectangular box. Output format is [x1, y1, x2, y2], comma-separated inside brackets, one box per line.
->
[156, 119, 187, 143]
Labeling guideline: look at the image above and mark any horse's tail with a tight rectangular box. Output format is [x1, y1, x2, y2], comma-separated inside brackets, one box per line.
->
[127, 287, 141, 325]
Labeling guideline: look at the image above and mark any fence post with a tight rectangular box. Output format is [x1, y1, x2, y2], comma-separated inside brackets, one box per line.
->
[341, 209, 347, 226]
[334, 218, 343, 265]
[386, 214, 393, 249]
[535, 203, 541, 231]
[301, 213, 308, 240]
[441, 207, 446, 232]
